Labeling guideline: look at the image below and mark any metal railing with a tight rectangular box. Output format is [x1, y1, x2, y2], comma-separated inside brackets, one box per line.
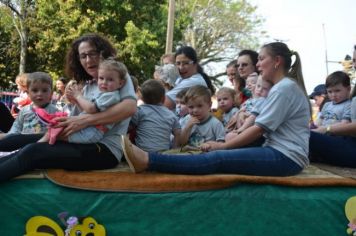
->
[0, 90, 18, 109]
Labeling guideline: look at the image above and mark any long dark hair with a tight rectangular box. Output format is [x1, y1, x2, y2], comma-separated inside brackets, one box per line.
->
[175, 46, 215, 95]
[65, 33, 116, 82]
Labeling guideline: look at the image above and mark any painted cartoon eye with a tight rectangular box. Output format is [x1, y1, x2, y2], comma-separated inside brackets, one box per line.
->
[75, 230, 82, 236]
[89, 222, 96, 229]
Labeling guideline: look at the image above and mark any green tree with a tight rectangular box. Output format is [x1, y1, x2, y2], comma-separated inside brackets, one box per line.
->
[177, 0, 265, 83]
[0, 6, 20, 89]
[0, 0, 263, 89]
[33, 0, 189, 83]
[0, 0, 35, 75]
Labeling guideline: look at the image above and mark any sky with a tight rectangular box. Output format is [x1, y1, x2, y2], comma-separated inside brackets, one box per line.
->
[249, 0, 356, 94]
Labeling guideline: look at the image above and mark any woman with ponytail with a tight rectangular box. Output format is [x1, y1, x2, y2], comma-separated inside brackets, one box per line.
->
[164, 46, 215, 110]
[122, 42, 311, 177]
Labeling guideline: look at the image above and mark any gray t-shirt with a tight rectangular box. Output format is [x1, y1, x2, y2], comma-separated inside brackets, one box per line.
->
[166, 73, 207, 106]
[222, 107, 239, 126]
[255, 77, 310, 168]
[351, 97, 356, 122]
[72, 75, 136, 161]
[93, 91, 121, 130]
[8, 103, 58, 135]
[320, 99, 351, 126]
[181, 115, 225, 147]
[130, 104, 181, 152]
[250, 97, 267, 116]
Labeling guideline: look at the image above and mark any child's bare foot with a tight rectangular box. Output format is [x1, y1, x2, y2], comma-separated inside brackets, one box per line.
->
[121, 135, 148, 173]
[37, 132, 49, 143]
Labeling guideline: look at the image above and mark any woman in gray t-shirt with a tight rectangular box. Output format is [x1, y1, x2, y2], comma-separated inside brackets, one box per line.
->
[0, 33, 136, 182]
[165, 46, 215, 110]
[122, 42, 311, 177]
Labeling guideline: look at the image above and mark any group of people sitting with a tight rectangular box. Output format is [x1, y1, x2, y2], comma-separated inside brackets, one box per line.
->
[0, 33, 355, 183]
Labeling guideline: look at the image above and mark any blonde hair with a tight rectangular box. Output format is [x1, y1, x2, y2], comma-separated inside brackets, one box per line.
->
[99, 58, 128, 81]
[15, 73, 29, 90]
[216, 87, 236, 99]
[184, 85, 211, 104]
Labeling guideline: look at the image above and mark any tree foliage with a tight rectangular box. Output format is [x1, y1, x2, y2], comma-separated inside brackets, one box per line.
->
[178, 0, 265, 83]
[0, 0, 35, 76]
[0, 0, 264, 89]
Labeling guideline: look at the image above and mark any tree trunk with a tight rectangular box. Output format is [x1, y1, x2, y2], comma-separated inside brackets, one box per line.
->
[19, 24, 27, 74]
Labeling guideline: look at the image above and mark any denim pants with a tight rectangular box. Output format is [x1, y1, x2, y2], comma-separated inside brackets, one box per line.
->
[149, 146, 302, 176]
[310, 131, 356, 167]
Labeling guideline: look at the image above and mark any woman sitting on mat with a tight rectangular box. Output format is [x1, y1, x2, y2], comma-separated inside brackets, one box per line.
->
[0, 33, 136, 183]
[122, 42, 311, 177]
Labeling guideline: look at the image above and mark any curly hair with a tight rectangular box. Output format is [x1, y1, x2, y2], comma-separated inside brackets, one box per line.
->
[65, 33, 116, 82]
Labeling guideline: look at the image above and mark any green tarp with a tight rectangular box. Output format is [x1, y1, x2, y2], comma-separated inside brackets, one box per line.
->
[0, 179, 355, 235]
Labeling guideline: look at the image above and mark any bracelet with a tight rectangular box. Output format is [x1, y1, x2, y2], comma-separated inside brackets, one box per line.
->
[325, 125, 331, 135]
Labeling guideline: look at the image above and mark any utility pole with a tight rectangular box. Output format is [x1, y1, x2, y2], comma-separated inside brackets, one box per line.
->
[322, 23, 329, 75]
[165, 0, 175, 54]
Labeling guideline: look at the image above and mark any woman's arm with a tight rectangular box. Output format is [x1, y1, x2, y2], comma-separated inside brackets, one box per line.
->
[57, 98, 137, 136]
[164, 95, 175, 110]
[314, 122, 356, 136]
[237, 114, 256, 133]
[201, 124, 264, 151]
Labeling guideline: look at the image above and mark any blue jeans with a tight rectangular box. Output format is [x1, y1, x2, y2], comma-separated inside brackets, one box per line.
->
[149, 147, 302, 176]
[310, 131, 356, 167]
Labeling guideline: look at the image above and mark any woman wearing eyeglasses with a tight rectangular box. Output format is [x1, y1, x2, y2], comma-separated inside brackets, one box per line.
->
[0, 33, 136, 182]
[237, 49, 259, 80]
[164, 46, 215, 110]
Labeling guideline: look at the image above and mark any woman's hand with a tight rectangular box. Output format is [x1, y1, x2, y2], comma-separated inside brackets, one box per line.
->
[54, 114, 90, 137]
[200, 141, 224, 152]
[312, 126, 327, 134]
[226, 114, 238, 130]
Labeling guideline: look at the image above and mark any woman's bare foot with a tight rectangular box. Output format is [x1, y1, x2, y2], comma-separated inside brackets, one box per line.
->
[37, 132, 49, 143]
[121, 135, 149, 173]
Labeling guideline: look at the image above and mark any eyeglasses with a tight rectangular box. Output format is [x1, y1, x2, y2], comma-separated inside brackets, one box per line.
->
[236, 63, 249, 68]
[175, 61, 194, 67]
[79, 51, 99, 60]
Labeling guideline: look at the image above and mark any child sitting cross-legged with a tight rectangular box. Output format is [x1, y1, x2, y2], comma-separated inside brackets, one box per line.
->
[129, 79, 182, 152]
[180, 85, 225, 151]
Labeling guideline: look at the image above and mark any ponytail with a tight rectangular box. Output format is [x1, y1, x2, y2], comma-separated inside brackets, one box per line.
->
[262, 42, 311, 115]
[197, 65, 215, 95]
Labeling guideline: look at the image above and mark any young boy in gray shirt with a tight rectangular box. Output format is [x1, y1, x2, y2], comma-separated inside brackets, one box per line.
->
[130, 80, 181, 152]
[318, 71, 351, 127]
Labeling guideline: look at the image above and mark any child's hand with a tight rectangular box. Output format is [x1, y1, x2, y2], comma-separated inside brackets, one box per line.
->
[200, 141, 223, 152]
[187, 116, 200, 128]
[65, 84, 82, 103]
